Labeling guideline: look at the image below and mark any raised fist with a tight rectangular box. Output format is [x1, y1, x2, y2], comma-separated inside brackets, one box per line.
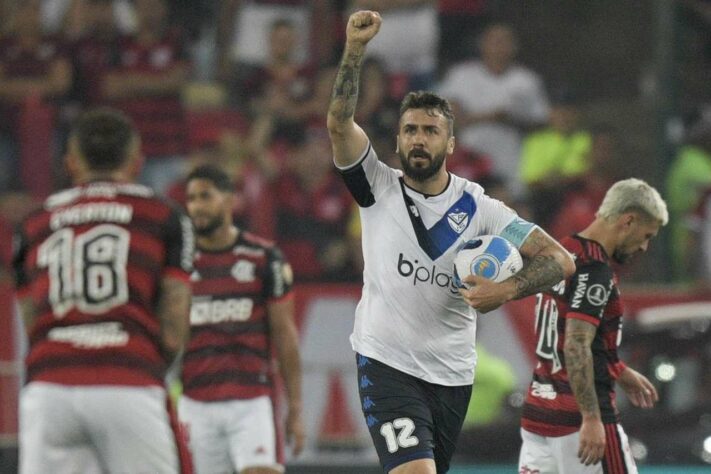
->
[346, 10, 382, 46]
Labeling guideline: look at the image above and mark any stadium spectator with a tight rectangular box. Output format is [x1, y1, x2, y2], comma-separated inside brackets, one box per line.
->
[271, 127, 355, 282]
[327, 11, 574, 473]
[519, 88, 591, 227]
[688, 186, 711, 282]
[13, 107, 193, 472]
[68, 0, 122, 107]
[548, 125, 625, 240]
[102, 0, 191, 194]
[351, 0, 439, 92]
[180, 164, 304, 474]
[520, 178, 667, 474]
[41, 0, 135, 40]
[231, 18, 315, 115]
[462, 345, 516, 428]
[0, 0, 72, 192]
[666, 114, 711, 282]
[355, 57, 400, 140]
[437, 0, 489, 73]
[216, 0, 336, 81]
[438, 22, 549, 196]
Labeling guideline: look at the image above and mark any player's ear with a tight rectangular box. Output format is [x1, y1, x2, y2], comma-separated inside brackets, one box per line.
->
[395, 138, 399, 154]
[447, 136, 455, 155]
[126, 136, 144, 180]
[64, 136, 83, 179]
[619, 212, 635, 229]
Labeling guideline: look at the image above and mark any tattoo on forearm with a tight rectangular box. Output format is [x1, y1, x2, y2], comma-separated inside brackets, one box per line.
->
[565, 333, 601, 416]
[512, 254, 565, 298]
[329, 48, 364, 122]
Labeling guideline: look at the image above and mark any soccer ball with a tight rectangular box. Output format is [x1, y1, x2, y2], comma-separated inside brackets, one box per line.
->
[453, 235, 523, 288]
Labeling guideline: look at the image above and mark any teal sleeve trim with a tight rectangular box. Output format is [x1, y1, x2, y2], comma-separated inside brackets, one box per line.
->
[500, 218, 537, 248]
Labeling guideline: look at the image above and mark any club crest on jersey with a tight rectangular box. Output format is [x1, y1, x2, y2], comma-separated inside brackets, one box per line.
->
[231, 260, 256, 282]
[447, 211, 469, 234]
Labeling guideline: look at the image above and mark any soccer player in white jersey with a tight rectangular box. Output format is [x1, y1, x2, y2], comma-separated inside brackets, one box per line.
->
[327, 11, 576, 474]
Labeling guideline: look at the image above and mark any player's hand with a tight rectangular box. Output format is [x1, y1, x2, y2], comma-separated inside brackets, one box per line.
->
[458, 274, 515, 313]
[578, 416, 605, 465]
[346, 10, 382, 46]
[617, 367, 658, 409]
[286, 408, 306, 457]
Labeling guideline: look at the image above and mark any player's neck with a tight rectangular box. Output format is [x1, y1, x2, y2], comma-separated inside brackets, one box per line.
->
[198, 224, 239, 251]
[75, 170, 131, 184]
[403, 170, 449, 196]
[577, 220, 616, 257]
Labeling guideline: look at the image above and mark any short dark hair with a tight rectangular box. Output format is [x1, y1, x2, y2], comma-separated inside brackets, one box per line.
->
[186, 164, 234, 192]
[399, 91, 455, 135]
[71, 107, 136, 171]
[271, 18, 294, 31]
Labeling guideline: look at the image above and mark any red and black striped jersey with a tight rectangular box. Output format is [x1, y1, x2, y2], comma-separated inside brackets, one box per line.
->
[521, 235, 626, 436]
[181, 231, 293, 402]
[13, 181, 194, 387]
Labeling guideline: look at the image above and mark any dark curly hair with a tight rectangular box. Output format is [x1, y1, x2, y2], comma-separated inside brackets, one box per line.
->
[399, 91, 455, 136]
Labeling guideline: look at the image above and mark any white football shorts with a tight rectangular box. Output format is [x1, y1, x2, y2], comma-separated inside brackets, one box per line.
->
[179, 394, 283, 473]
[20, 382, 185, 474]
[519, 426, 638, 474]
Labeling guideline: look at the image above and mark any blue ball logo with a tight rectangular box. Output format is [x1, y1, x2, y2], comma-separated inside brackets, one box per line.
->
[471, 255, 500, 279]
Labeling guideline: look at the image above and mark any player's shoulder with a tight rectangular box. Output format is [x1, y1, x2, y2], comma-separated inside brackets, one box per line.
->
[450, 173, 485, 197]
[238, 231, 278, 252]
[507, 63, 542, 83]
[564, 235, 610, 268]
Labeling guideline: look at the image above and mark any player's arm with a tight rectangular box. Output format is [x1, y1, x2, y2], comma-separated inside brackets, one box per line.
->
[327, 10, 381, 168]
[564, 318, 606, 466]
[158, 210, 195, 361]
[11, 226, 39, 336]
[461, 227, 575, 312]
[616, 365, 658, 409]
[268, 296, 305, 456]
[156, 276, 191, 361]
[506, 227, 576, 297]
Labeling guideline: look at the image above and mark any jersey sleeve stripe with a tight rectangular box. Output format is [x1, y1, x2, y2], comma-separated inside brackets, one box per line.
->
[566, 311, 601, 326]
[339, 142, 376, 207]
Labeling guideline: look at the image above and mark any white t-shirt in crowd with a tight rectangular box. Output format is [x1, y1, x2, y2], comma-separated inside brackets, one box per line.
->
[438, 61, 549, 195]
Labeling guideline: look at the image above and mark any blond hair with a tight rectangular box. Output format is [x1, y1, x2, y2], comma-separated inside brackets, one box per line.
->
[597, 178, 669, 225]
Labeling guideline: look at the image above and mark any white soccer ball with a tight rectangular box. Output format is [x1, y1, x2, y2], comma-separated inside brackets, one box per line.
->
[453, 235, 523, 288]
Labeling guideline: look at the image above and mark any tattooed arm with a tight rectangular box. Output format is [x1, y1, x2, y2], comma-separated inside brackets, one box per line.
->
[511, 227, 576, 298]
[461, 227, 575, 312]
[564, 318, 606, 466]
[327, 10, 382, 167]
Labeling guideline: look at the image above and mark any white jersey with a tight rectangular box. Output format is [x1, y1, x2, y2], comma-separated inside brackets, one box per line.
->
[337, 144, 535, 386]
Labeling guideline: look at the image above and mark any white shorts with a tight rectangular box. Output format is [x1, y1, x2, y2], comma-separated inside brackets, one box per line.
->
[519, 426, 637, 474]
[20, 382, 186, 474]
[179, 395, 282, 474]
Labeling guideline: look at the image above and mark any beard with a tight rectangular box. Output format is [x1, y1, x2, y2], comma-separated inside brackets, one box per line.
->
[192, 214, 224, 237]
[398, 148, 447, 182]
[612, 248, 634, 264]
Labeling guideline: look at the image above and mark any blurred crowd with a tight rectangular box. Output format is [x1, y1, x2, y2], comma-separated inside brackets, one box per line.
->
[0, 0, 710, 284]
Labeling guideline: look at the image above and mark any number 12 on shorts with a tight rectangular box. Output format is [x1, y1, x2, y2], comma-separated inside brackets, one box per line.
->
[379, 418, 419, 453]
